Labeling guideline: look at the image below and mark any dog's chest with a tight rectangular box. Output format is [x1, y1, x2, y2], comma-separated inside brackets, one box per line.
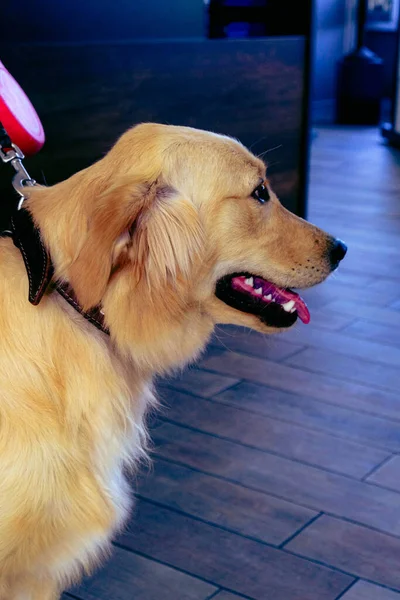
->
[88, 382, 152, 527]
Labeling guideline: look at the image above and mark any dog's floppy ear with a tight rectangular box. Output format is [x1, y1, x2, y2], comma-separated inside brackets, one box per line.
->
[68, 180, 204, 310]
[68, 179, 148, 310]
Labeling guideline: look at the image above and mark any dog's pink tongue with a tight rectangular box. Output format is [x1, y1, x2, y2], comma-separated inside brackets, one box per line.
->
[279, 288, 310, 324]
[255, 278, 311, 324]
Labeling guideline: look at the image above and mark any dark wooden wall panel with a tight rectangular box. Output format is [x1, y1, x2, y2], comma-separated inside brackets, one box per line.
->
[0, 38, 308, 229]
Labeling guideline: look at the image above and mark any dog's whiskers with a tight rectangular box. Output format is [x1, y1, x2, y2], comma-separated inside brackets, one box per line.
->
[249, 136, 269, 150]
[257, 145, 282, 159]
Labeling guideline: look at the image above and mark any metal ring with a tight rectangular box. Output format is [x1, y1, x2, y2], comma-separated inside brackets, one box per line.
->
[0, 143, 25, 163]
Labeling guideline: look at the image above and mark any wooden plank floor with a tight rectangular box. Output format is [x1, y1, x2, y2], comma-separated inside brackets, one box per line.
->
[65, 127, 400, 600]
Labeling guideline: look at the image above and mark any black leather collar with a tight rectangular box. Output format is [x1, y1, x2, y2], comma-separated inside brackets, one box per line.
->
[6, 208, 109, 335]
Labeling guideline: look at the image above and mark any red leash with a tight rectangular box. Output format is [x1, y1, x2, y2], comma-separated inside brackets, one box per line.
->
[0, 60, 45, 156]
[0, 60, 44, 209]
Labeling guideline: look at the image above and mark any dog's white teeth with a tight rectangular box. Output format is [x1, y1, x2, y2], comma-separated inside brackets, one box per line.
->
[282, 300, 296, 312]
[245, 277, 254, 287]
[264, 294, 272, 301]
[255, 287, 262, 295]
[290, 307, 296, 313]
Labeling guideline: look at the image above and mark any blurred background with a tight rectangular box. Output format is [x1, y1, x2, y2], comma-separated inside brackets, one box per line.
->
[2, 2, 400, 599]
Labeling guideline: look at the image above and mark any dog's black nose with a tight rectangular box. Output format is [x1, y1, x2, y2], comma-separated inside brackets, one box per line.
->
[330, 238, 347, 268]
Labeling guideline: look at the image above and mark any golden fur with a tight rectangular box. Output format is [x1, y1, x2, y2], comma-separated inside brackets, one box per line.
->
[0, 124, 337, 598]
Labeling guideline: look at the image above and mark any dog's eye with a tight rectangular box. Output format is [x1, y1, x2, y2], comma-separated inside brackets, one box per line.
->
[251, 183, 270, 204]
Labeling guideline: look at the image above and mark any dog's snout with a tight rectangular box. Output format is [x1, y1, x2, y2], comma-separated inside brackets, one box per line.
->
[329, 238, 347, 269]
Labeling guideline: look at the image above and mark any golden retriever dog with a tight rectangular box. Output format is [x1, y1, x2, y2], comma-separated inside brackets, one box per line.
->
[0, 123, 346, 599]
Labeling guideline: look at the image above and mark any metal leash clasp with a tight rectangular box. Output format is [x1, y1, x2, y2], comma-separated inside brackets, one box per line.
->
[0, 143, 36, 210]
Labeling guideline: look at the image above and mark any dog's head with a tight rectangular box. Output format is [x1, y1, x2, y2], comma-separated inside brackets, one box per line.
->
[26, 124, 346, 369]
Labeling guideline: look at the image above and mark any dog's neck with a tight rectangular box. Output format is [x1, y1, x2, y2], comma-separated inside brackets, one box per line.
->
[10, 207, 109, 335]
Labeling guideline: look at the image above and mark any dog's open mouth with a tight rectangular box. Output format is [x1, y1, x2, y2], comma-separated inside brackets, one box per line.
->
[215, 274, 310, 328]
